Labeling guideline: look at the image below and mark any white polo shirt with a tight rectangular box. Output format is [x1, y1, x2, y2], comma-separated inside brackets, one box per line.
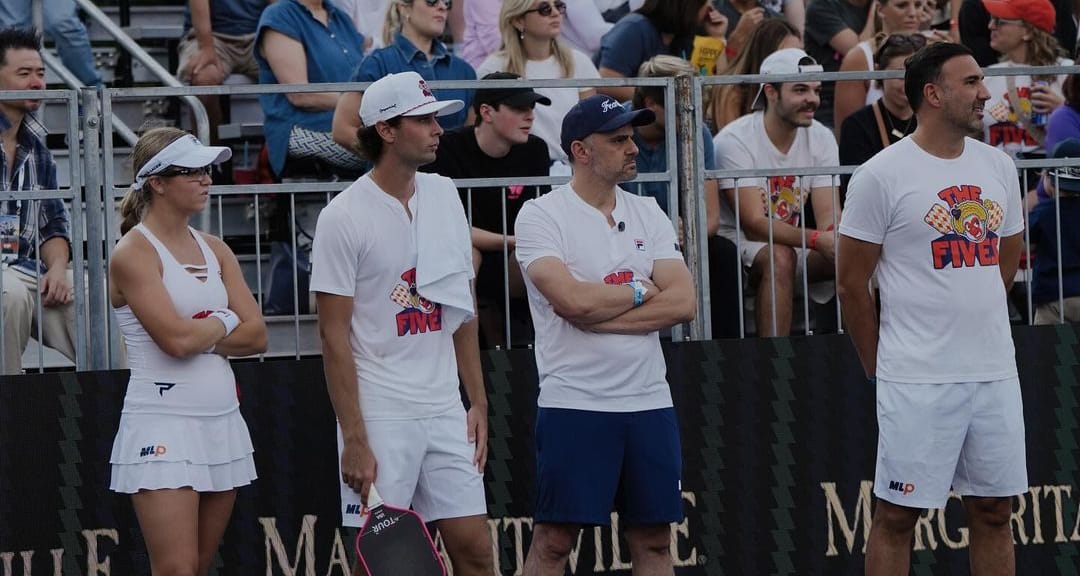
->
[310, 173, 469, 420]
[515, 184, 682, 412]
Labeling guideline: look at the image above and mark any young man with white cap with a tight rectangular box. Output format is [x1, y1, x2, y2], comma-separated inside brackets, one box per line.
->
[712, 47, 839, 337]
[515, 94, 696, 575]
[839, 42, 1026, 575]
[310, 71, 494, 575]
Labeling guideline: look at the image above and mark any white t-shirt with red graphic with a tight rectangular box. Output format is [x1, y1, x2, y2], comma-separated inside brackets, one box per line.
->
[712, 111, 839, 244]
[310, 173, 468, 420]
[515, 184, 682, 412]
[839, 137, 1024, 384]
[982, 58, 1072, 157]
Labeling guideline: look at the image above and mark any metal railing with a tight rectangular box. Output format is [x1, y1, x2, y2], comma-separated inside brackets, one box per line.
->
[8, 64, 1080, 371]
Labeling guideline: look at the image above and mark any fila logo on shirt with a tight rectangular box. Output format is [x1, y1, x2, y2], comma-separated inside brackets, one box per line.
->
[923, 184, 1003, 270]
[389, 267, 443, 337]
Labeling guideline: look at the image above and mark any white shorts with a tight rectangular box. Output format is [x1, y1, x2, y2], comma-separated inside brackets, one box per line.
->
[337, 408, 487, 526]
[873, 377, 1027, 509]
[718, 229, 834, 304]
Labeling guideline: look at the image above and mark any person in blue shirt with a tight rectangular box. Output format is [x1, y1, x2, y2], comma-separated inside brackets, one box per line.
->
[331, 0, 476, 154]
[1031, 137, 1080, 324]
[255, 0, 366, 178]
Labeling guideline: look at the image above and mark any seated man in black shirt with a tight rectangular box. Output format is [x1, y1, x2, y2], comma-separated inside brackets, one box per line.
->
[421, 72, 551, 348]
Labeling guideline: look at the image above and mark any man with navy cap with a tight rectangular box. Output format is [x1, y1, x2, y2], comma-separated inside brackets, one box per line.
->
[515, 94, 697, 575]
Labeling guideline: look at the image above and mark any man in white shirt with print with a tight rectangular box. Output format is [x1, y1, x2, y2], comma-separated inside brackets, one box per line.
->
[515, 94, 697, 576]
[713, 48, 839, 337]
[310, 71, 494, 576]
[838, 43, 1027, 576]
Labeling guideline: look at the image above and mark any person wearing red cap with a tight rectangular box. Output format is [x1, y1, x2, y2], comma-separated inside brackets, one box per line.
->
[980, 0, 1072, 192]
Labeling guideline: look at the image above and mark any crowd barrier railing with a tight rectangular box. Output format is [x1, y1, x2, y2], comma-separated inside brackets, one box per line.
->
[14, 65, 1080, 371]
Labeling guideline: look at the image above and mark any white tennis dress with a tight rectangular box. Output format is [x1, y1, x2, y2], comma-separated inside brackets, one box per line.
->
[109, 224, 256, 493]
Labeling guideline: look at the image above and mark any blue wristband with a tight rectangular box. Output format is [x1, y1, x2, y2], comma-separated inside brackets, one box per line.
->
[630, 281, 645, 307]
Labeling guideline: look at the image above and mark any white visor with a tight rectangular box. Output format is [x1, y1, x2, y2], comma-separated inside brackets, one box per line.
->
[134, 134, 231, 189]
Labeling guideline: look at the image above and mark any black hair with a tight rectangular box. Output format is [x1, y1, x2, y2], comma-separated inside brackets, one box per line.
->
[636, 0, 708, 38]
[904, 42, 974, 113]
[354, 116, 404, 163]
[0, 26, 41, 67]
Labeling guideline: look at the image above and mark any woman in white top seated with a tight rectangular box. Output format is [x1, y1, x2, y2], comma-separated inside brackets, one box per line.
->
[832, 0, 948, 137]
[108, 127, 268, 576]
[476, 0, 601, 173]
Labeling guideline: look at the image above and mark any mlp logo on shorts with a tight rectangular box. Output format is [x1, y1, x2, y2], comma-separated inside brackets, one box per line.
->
[390, 267, 443, 337]
[923, 184, 1003, 270]
[139, 445, 167, 458]
[888, 480, 916, 496]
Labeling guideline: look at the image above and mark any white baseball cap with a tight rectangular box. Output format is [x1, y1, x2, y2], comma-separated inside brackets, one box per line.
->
[359, 71, 465, 126]
[133, 133, 231, 190]
[750, 48, 824, 111]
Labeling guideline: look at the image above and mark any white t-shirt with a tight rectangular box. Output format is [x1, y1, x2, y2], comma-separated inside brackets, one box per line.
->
[982, 57, 1073, 157]
[514, 184, 681, 412]
[332, 0, 390, 54]
[310, 173, 468, 420]
[712, 111, 839, 242]
[839, 137, 1024, 384]
[476, 50, 600, 164]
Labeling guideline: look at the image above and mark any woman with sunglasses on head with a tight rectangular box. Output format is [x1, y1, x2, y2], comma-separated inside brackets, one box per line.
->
[595, 0, 729, 102]
[332, 0, 476, 154]
[476, 0, 601, 172]
[833, 0, 948, 136]
[707, 18, 802, 132]
[838, 33, 920, 202]
[255, 0, 368, 179]
[108, 127, 268, 576]
[981, 0, 1071, 170]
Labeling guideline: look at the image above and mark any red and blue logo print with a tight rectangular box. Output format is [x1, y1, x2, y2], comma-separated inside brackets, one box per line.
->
[923, 184, 1004, 270]
[390, 268, 442, 336]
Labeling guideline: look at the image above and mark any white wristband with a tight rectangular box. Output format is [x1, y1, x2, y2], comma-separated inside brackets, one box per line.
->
[208, 309, 240, 337]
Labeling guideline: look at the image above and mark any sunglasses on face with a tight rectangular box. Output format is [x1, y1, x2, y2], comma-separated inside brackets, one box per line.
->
[524, 1, 567, 17]
[158, 165, 213, 179]
[990, 16, 1026, 27]
[413, 0, 451, 8]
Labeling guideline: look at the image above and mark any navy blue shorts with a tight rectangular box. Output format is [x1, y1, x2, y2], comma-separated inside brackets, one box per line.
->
[533, 406, 683, 526]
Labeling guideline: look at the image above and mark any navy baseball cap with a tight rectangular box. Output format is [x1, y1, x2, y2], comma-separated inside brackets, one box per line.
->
[560, 94, 655, 158]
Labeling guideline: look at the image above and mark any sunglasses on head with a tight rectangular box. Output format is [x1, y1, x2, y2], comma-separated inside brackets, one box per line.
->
[874, 33, 928, 61]
[524, 0, 567, 17]
[158, 165, 213, 179]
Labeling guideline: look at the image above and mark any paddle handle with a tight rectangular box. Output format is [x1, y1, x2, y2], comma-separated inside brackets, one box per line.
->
[366, 484, 385, 508]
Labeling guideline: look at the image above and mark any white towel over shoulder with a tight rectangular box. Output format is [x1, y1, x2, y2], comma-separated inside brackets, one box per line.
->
[414, 173, 475, 333]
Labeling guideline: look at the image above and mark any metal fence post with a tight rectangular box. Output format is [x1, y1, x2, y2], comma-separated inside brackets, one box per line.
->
[677, 75, 710, 340]
[81, 88, 108, 370]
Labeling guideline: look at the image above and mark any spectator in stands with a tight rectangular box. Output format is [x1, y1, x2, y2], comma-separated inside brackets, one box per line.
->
[476, 0, 600, 172]
[0, 27, 76, 374]
[1044, 72, 1080, 165]
[595, 0, 729, 102]
[332, 0, 475, 155]
[109, 126, 266, 576]
[833, 0, 949, 136]
[804, 0, 875, 128]
[1031, 138, 1080, 323]
[959, 0, 1077, 66]
[255, 0, 366, 179]
[561, 1, 614, 57]
[178, 0, 267, 145]
[631, 55, 740, 338]
[460, 0, 501, 68]
[0, 0, 101, 88]
[421, 72, 551, 348]
[712, 0, 778, 58]
[838, 33, 923, 198]
[707, 18, 802, 132]
[981, 0, 1071, 166]
[333, 0, 388, 53]
[713, 48, 839, 337]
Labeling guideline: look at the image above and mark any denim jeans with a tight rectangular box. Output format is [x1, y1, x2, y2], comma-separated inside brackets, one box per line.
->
[0, 0, 102, 87]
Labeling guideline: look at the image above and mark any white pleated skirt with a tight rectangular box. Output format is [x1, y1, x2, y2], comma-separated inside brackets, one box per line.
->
[109, 408, 257, 494]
